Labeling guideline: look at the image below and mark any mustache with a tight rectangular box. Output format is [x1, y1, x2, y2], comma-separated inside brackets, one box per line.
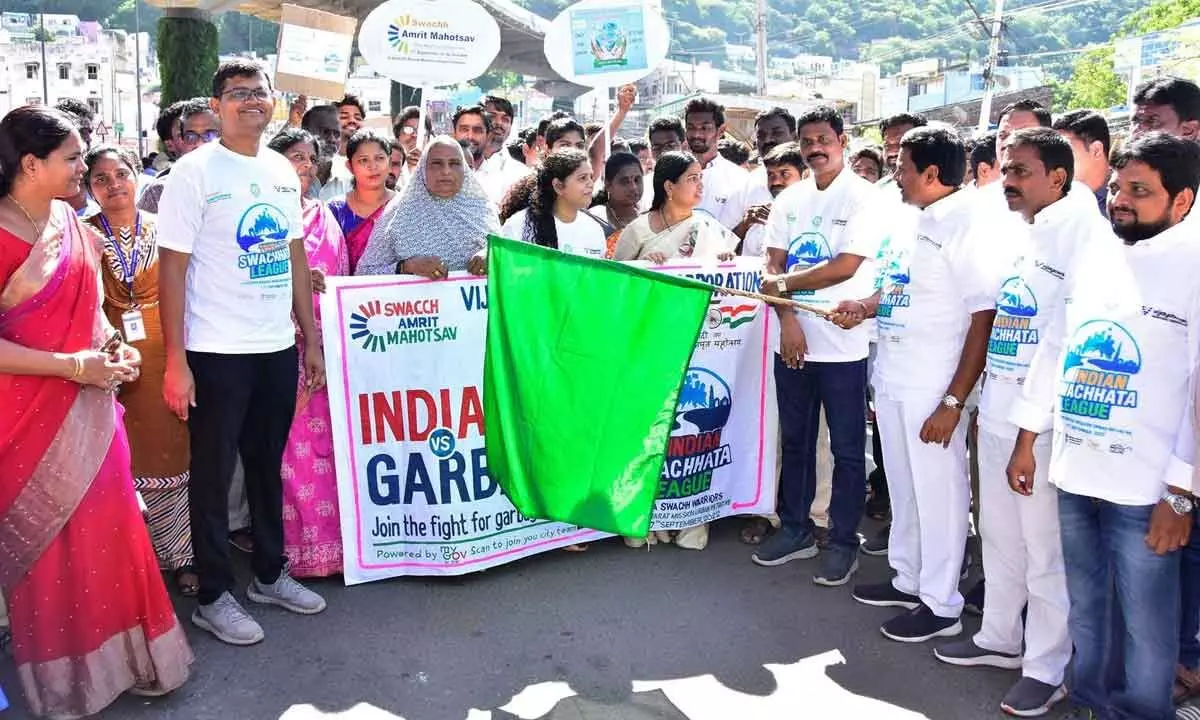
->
[805, 153, 827, 163]
[1003, 186, 1022, 197]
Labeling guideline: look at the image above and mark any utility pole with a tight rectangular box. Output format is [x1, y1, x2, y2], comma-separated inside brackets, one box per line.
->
[39, 12, 49, 104]
[977, 0, 1005, 133]
[754, 0, 768, 96]
[134, 0, 144, 157]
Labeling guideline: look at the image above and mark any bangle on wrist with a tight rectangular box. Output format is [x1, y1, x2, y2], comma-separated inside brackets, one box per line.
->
[67, 355, 82, 380]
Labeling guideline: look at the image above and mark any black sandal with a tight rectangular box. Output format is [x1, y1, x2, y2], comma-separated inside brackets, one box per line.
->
[174, 566, 199, 597]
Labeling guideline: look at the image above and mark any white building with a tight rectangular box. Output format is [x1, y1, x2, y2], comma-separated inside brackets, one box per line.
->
[0, 26, 158, 152]
[1, 13, 82, 39]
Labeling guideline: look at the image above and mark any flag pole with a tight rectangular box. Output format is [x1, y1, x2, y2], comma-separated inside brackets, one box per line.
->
[715, 286, 830, 318]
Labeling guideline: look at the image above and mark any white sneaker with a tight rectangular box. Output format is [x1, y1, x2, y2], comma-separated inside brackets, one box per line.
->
[248, 573, 327, 615]
[674, 524, 709, 550]
[192, 592, 264, 646]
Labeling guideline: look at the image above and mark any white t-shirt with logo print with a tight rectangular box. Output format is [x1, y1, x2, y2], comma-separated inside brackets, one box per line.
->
[698, 154, 749, 230]
[1009, 219, 1200, 504]
[872, 188, 1010, 400]
[156, 141, 304, 355]
[763, 167, 884, 362]
[499, 208, 608, 259]
[979, 187, 1116, 438]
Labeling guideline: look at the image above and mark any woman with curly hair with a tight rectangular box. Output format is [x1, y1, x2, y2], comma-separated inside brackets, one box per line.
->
[498, 148, 611, 257]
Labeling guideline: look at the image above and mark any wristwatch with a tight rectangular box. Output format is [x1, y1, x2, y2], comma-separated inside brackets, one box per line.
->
[941, 394, 963, 410]
[1162, 489, 1195, 515]
[776, 277, 788, 295]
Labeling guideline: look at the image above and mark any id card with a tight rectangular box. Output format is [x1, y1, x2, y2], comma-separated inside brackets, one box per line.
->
[121, 310, 147, 342]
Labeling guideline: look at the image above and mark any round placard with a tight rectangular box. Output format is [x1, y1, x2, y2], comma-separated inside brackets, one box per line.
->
[543, 0, 671, 88]
[358, 0, 502, 86]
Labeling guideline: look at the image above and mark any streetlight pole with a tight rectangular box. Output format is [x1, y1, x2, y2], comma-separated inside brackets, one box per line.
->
[134, 0, 144, 157]
[39, 12, 49, 103]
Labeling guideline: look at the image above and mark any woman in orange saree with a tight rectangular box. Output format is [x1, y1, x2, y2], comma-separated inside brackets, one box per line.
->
[0, 106, 191, 718]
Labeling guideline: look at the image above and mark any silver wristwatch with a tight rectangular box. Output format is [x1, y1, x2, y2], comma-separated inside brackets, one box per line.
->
[941, 394, 963, 410]
[776, 277, 788, 295]
[1162, 489, 1195, 515]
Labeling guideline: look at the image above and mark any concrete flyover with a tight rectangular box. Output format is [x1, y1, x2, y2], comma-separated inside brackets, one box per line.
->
[143, 0, 588, 98]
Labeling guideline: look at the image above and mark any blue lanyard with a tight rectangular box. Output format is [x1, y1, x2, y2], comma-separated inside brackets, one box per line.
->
[98, 213, 141, 302]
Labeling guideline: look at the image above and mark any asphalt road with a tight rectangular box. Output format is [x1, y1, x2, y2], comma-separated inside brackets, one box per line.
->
[1, 519, 1071, 720]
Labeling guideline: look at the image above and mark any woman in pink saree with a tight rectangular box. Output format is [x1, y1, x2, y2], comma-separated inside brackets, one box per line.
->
[269, 128, 349, 577]
[0, 107, 191, 717]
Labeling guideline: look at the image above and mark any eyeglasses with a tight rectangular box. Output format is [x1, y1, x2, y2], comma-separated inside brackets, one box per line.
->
[221, 88, 272, 103]
[399, 126, 417, 136]
[182, 129, 220, 145]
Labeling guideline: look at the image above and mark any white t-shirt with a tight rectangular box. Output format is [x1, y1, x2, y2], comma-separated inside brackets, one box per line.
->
[873, 188, 1009, 399]
[156, 141, 303, 354]
[479, 152, 532, 205]
[699, 154, 749, 230]
[764, 168, 883, 362]
[980, 187, 1113, 437]
[1009, 220, 1200, 503]
[500, 208, 607, 259]
[739, 167, 773, 258]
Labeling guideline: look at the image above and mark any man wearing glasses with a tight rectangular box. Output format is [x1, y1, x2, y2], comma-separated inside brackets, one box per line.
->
[157, 59, 328, 647]
[139, 98, 219, 213]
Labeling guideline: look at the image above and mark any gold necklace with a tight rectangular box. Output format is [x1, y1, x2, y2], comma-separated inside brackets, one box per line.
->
[8, 196, 45, 237]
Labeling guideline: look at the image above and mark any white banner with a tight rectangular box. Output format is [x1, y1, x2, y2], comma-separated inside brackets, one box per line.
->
[323, 259, 777, 584]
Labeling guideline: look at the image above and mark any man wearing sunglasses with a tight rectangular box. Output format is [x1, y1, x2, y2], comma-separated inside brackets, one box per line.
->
[139, 98, 219, 213]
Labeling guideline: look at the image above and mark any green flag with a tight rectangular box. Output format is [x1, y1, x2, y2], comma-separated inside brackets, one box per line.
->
[483, 235, 713, 538]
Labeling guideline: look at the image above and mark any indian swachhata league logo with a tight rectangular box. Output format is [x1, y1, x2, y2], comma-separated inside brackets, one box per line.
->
[706, 303, 756, 330]
[996, 277, 1038, 317]
[235, 203, 289, 253]
[590, 20, 629, 68]
[661, 367, 734, 500]
[989, 277, 1040, 357]
[787, 217, 832, 270]
[1060, 319, 1141, 421]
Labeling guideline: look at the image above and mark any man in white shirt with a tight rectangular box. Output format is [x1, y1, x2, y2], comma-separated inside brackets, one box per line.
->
[832, 126, 1003, 643]
[934, 128, 1106, 716]
[755, 106, 883, 587]
[968, 132, 1001, 189]
[138, 98, 219, 213]
[1006, 132, 1200, 720]
[683, 97, 749, 229]
[1128, 76, 1200, 709]
[319, 95, 366, 202]
[733, 107, 798, 253]
[158, 59, 328, 647]
[739, 142, 806, 258]
[1052, 110, 1112, 217]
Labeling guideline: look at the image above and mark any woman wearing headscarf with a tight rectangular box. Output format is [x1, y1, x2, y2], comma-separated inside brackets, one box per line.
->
[356, 135, 497, 278]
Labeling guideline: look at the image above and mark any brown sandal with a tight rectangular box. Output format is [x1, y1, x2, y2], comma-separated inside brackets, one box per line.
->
[174, 566, 199, 597]
[1175, 664, 1200, 704]
[739, 517, 772, 545]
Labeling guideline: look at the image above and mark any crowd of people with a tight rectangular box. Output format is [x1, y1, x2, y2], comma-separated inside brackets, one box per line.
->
[2, 54, 1200, 720]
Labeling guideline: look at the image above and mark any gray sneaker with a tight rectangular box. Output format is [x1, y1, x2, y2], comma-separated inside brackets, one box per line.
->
[860, 524, 890, 556]
[248, 573, 327, 615]
[813, 545, 859, 587]
[192, 592, 265, 646]
[751, 527, 818, 567]
[933, 637, 1021, 670]
[1000, 677, 1067, 717]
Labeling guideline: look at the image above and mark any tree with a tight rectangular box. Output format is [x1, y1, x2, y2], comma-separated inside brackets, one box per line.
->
[157, 11, 219, 106]
[1061, 47, 1126, 110]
